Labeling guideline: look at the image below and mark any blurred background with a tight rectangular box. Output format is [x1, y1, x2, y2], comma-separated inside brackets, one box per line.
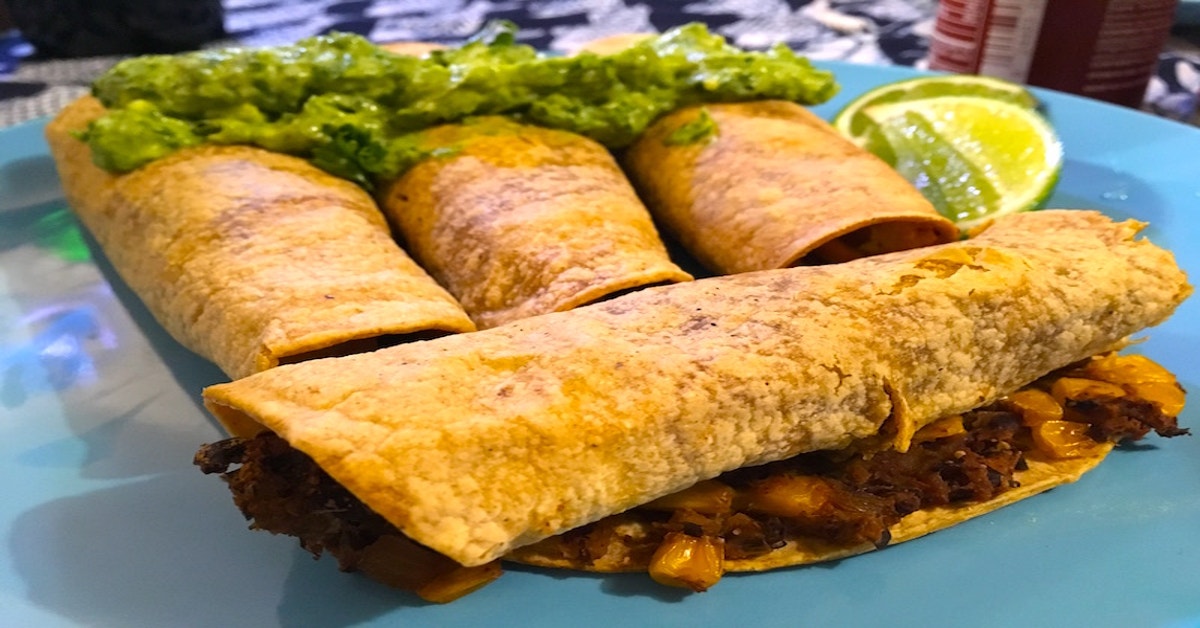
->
[0, 0, 1197, 127]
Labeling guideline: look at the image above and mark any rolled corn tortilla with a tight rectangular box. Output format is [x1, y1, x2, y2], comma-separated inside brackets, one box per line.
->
[377, 41, 446, 56]
[45, 96, 476, 379]
[201, 209, 1189, 567]
[376, 117, 692, 329]
[567, 32, 656, 56]
[622, 100, 960, 274]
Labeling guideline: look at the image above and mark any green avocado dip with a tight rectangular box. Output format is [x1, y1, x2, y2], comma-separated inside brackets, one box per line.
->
[664, 107, 720, 146]
[84, 21, 837, 187]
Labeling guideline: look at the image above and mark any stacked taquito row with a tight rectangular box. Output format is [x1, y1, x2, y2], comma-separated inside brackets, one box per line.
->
[391, 100, 959, 292]
[373, 45, 955, 316]
[47, 76, 955, 378]
[46, 97, 476, 380]
[46, 99, 690, 376]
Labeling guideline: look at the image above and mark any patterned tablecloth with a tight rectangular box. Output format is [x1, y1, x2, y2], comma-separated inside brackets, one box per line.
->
[1, 0, 1198, 128]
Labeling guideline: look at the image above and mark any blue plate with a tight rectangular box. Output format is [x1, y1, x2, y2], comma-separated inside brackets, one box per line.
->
[2, 62, 1199, 627]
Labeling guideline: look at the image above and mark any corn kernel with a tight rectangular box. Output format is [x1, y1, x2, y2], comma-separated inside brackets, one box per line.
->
[1126, 381, 1186, 417]
[641, 480, 736, 515]
[648, 532, 725, 592]
[415, 561, 503, 604]
[1082, 354, 1177, 385]
[1001, 389, 1063, 426]
[1050, 377, 1126, 405]
[741, 475, 834, 518]
[1031, 421, 1107, 459]
[913, 414, 966, 443]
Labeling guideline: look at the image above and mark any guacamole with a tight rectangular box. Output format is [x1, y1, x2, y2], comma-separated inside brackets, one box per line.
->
[663, 107, 719, 146]
[84, 22, 837, 186]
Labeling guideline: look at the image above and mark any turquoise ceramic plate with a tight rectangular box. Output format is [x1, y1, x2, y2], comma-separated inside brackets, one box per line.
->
[2, 62, 1199, 627]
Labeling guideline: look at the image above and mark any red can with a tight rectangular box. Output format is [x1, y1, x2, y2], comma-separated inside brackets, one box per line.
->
[928, 0, 1180, 107]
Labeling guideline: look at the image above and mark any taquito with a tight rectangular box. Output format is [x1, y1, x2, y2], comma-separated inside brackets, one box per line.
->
[377, 117, 692, 329]
[200, 210, 1188, 573]
[509, 349, 1187, 587]
[622, 101, 959, 273]
[46, 97, 476, 379]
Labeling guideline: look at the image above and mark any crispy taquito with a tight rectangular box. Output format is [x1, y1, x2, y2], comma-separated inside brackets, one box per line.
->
[377, 117, 691, 329]
[45, 97, 475, 379]
[622, 101, 960, 274]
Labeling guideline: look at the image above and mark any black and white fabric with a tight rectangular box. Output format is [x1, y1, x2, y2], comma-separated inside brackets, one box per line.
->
[1, 0, 1197, 127]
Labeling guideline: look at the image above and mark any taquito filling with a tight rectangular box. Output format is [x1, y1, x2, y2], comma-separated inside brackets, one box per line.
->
[806, 222, 959, 265]
[194, 353, 1187, 599]
[275, 330, 456, 367]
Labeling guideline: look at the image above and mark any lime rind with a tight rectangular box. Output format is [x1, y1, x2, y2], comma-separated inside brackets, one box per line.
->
[863, 96, 1063, 231]
[832, 74, 1039, 146]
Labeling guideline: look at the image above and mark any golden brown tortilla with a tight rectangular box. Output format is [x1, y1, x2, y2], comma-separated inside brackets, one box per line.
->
[569, 33, 655, 55]
[376, 117, 692, 329]
[201, 210, 1190, 567]
[45, 97, 476, 379]
[622, 101, 960, 274]
[377, 41, 446, 56]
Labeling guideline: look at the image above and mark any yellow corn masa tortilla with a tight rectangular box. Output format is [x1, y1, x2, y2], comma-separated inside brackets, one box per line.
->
[568, 33, 656, 56]
[622, 100, 959, 274]
[45, 97, 476, 379]
[376, 117, 692, 329]
[377, 41, 446, 56]
[507, 448, 1110, 572]
[201, 210, 1189, 567]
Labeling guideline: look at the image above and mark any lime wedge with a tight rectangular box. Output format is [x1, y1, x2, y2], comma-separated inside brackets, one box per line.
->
[864, 96, 1063, 230]
[832, 74, 1039, 147]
